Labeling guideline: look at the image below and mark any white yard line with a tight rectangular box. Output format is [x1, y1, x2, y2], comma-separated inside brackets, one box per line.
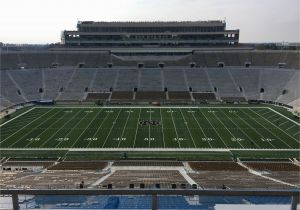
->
[189, 108, 212, 149]
[2, 148, 299, 152]
[268, 107, 300, 126]
[86, 108, 112, 148]
[212, 109, 244, 149]
[0, 107, 35, 127]
[0, 108, 54, 144]
[9, 109, 64, 148]
[198, 108, 228, 149]
[35, 106, 271, 109]
[55, 111, 90, 148]
[242, 109, 291, 148]
[250, 109, 300, 144]
[40, 109, 83, 147]
[169, 108, 181, 148]
[239, 109, 277, 149]
[179, 109, 196, 148]
[286, 125, 296, 131]
[101, 109, 122, 148]
[24, 110, 69, 148]
[279, 121, 290, 127]
[293, 131, 300, 136]
[159, 108, 166, 148]
[221, 109, 260, 149]
[133, 108, 142, 148]
[148, 108, 151, 148]
[70, 109, 103, 148]
[117, 108, 132, 148]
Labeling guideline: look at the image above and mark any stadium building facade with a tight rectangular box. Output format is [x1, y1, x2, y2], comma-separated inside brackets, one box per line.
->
[62, 21, 239, 47]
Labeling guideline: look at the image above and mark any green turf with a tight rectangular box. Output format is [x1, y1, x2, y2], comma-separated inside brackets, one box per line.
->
[1, 106, 299, 151]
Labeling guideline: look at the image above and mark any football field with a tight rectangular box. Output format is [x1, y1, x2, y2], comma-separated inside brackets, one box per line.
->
[1, 106, 299, 151]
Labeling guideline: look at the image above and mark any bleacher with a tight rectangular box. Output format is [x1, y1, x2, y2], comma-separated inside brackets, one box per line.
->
[49, 161, 107, 170]
[135, 91, 166, 101]
[192, 92, 216, 101]
[86, 92, 110, 101]
[188, 161, 292, 189]
[168, 91, 191, 100]
[243, 161, 300, 186]
[101, 170, 188, 188]
[112, 161, 183, 167]
[110, 91, 133, 100]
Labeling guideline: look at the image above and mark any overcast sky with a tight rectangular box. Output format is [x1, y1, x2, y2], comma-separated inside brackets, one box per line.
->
[0, 0, 299, 44]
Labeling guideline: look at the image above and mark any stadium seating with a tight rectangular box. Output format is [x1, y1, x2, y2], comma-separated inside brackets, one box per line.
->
[111, 91, 134, 100]
[188, 161, 292, 189]
[100, 170, 188, 188]
[135, 91, 166, 101]
[85, 92, 110, 100]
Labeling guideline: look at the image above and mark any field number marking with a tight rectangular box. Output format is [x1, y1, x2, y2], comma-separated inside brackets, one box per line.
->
[27, 138, 40, 142]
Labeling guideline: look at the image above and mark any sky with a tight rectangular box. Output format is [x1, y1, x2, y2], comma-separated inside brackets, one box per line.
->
[0, 0, 299, 44]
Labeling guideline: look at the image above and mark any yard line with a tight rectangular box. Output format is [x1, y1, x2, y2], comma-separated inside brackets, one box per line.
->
[211, 109, 244, 149]
[24, 110, 70, 148]
[179, 109, 196, 148]
[133, 108, 142, 148]
[8, 109, 64, 148]
[241, 109, 291, 148]
[55, 111, 90, 148]
[266, 113, 279, 119]
[197, 108, 228, 149]
[285, 124, 296, 131]
[267, 107, 300, 126]
[0, 107, 35, 127]
[101, 109, 122, 148]
[189, 108, 212, 148]
[261, 110, 272, 116]
[220, 109, 261, 149]
[159, 108, 166, 148]
[118, 108, 132, 148]
[0, 108, 54, 144]
[293, 130, 300, 136]
[86, 109, 112, 148]
[279, 121, 291, 127]
[169, 108, 181, 148]
[40, 109, 83, 147]
[237, 110, 276, 149]
[250, 108, 300, 144]
[149, 108, 151, 148]
[70, 109, 103, 148]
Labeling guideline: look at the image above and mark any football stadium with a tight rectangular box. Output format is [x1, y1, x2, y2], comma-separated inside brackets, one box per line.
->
[0, 14, 300, 210]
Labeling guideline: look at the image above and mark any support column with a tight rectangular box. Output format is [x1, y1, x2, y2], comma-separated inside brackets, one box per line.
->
[152, 194, 157, 210]
[291, 195, 299, 210]
[12, 194, 19, 210]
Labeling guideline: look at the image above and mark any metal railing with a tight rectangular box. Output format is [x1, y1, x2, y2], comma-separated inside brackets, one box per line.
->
[1, 189, 299, 210]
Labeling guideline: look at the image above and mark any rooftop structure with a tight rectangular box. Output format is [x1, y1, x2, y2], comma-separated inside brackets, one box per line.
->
[62, 21, 239, 47]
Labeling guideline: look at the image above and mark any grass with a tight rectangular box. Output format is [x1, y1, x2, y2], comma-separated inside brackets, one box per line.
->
[0, 106, 299, 160]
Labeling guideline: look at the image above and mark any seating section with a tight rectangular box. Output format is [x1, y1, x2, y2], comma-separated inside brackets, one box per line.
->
[86, 93, 110, 100]
[168, 91, 191, 100]
[101, 170, 188, 188]
[112, 161, 183, 167]
[0, 67, 299, 108]
[2, 170, 108, 189]
[1, 51, 299, 70]
[221, 97, 247, 102]
[135, 91, 166, 100]
[188, 162, 291, 189]
[192, 92, 216, 101]
[244, 162, 300, 186]
[111, 91, 133, 100]
[189, 161, 246, 171]
[49, 161, 107, 170]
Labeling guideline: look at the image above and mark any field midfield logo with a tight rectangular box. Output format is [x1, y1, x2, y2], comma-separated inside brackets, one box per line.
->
[139, 120, 161, 126]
